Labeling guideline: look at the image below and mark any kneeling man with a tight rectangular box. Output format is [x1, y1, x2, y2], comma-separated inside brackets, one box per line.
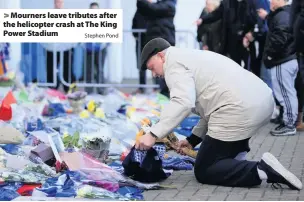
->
[135, 38, 302, 190]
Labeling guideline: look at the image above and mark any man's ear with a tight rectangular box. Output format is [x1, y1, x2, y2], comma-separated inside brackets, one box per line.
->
[157, 51, 165, 60]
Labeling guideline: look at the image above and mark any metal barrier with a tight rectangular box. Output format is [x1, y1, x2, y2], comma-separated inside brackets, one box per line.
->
[20, 29, 199, 91]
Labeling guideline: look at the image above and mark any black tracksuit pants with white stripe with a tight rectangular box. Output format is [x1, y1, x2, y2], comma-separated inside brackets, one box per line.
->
[270, 59, 299, 127]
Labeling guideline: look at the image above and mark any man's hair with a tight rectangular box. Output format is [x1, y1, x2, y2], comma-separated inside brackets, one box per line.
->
[207, 0, 221, 8]
[90, 2, 99, 7]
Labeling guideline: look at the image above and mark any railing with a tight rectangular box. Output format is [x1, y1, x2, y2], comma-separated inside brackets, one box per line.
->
[20, 29, 199, 90]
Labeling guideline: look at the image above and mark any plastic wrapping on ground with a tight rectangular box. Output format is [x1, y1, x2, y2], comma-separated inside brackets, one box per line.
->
[0, 182, 22, 201]
[76, 185, 131, 200]
[0, 77, 202, 200]
[33, 171, 142, 200]
[0, 121, 25, 144]
[0, 188, 20, 201]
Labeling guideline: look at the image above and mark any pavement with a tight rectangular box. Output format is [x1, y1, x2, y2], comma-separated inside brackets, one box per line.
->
[143, 123, 304, 201]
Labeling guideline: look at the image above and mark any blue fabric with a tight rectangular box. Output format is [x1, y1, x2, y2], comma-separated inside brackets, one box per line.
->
[45, 103, 66, 117]
[260, 63, 273, 90]
[36, 172, 77, 197]
[0, 145, 24, 155]
[0, 43, 10, 60]
[26, 118, 45, 132]
[21, 43, 86, 85]
[162, 156, 195, 170]
[254, 0, 270, 33]
[133, 144, 166, 165]
[173, 128, 192, 137]
[174, 116, 200, 137]
[72, 44, 84, 80]
[117, 186, 144, 200]
[20, 43, 47, 84]
[109, 161, 125, 174]
[122, 144, 169, 183]
[0, 188, 20, 201]
[180, 116, 200, 129]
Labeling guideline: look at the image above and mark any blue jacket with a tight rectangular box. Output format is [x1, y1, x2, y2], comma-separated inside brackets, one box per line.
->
[254, 0, 270, 33]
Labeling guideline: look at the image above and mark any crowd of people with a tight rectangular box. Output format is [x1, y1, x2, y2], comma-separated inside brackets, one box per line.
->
[132, 0, 304, 135]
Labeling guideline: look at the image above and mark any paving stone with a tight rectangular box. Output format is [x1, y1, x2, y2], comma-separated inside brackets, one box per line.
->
[225, 194, 245, 201]
[154, 190, 179, 200]
[207, 194, 228, 201]
[264, 190, 282, 196]
[190, 195, 210, 201]
[213, 186, 233, 193]
[143, 190, 161, 201]
[298, 196, 304, 201]
[261, 196, 281, 201]
[174, 189, 199, 200]
[143, 123, 304, 201]
[231, 188, 250, 195]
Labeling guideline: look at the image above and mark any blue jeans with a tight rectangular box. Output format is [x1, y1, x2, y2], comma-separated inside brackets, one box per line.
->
[260, 63, 273, 90]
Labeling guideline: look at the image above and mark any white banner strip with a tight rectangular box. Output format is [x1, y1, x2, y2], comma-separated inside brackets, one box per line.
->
[0, 9, 123, 43]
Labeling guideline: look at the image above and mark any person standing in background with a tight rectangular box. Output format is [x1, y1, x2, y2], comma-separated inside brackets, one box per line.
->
[132, 5, 148, 94]
[85, 2, 108, 94]
[196, 0, 223, 54]
[259, 0, 298, 136]
[195, 0, 257, 68]
[136, 0, 177, 98]
[290, 0, 304, 130]
[42, 0, 77, 93]
[243, 0, 270, 78]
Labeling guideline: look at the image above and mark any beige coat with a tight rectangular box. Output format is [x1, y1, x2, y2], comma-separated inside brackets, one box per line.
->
[150, 47, 275, 142]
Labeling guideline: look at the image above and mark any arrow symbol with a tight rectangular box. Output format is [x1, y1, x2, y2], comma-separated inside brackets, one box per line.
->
[4, 13, 9, 18]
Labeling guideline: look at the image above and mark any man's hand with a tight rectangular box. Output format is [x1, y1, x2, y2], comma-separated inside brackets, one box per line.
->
[177, 139, 193, 155]
[203, 45, 209, 50]
[135, 132, 157, 150]
[194, 18, 203, 26]
[257, 9, 268, 20]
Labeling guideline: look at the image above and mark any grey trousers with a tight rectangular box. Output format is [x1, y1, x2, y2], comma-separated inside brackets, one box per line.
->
[270, 59, 299, 127]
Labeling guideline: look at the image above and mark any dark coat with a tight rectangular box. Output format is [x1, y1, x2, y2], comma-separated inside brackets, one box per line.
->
[132, 9, 147, 50]
[290, 0, 304, 53]
[197, 9, 223, 54]
[132, 9, 147, 38]
[200, 0, 257, 54]
[137, 0, 176, 46]
[263, 5, 296, 68]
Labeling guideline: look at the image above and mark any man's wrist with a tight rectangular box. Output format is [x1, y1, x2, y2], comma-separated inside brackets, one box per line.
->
[186, 134, 202, 148]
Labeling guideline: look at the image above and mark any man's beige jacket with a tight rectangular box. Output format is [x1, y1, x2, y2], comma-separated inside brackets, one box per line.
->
[150, 47, 274, 142]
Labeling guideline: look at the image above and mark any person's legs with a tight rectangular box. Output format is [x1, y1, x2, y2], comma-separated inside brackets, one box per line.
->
[194, 135, 302, 189]
[256, 34, 267, 78]
[139, 69, 146, 86]
[261, 63, 273, 90]
[46, 51, 55, 85]
[194, 135, 262, 187]
[296, 54, 304, 130]
[246, 43, 258, 75]
[62, 49, 74, 93]
[85, 51, 94, 94]
[270, 59, 299, 136]
[97, 48, 106, 94]
[100, 47, 107, 84]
